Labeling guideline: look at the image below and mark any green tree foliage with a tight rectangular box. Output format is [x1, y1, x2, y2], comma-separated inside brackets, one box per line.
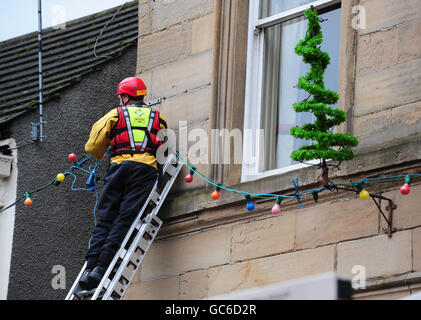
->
[290, 8, 358, 163]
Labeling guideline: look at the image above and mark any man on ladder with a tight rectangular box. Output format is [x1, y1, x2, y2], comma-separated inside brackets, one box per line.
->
[78, 76, 168, 291]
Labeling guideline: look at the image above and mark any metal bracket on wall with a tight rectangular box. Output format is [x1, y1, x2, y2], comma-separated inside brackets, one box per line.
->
[335, 186, 397, 238]
[145, 97, 162, 107]
[31, 121, 47, 142]
[370, 194, 397, 239]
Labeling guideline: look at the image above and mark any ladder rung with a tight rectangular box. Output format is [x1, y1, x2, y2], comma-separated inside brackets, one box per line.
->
[137, 238, 149, 252]
[164, 164, 177, 176]
[150, 191, 160, 204]
[119, 249, 127, 259]
[151, 215, 162, 226]
[145, 225, 158, 237]
[113, 282, 125, 296]
[145, 214, 163, 227]
[129, 252, 142, 266]
[100, 278, 110, 291]
[121, 267, 135, 282]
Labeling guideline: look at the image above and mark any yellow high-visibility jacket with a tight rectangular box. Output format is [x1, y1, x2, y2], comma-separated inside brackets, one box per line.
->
[85, 107, 167, 169]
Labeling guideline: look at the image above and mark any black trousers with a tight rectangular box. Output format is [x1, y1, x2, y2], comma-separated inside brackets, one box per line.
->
[85, 161, 157, 269]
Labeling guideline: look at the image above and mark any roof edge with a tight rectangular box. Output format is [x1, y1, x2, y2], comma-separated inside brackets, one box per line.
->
[0, 0, 138, 46]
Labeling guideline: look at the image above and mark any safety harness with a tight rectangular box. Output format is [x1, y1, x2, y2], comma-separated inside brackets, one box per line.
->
[110, 103, 165, 157]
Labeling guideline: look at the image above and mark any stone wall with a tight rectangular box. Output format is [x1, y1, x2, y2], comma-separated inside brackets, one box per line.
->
[128, 0, 421, 300]
[353, 0, 421, 153]
[136, 0, 216, 193]
[126, 181, 421, 299]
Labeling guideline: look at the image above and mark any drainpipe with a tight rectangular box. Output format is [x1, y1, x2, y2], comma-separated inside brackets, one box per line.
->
[209, 0, 222, 181]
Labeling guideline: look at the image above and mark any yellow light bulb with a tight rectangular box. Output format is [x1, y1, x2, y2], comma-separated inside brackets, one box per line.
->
[57, 173, 65, 182]
[360, 189, 370, 200]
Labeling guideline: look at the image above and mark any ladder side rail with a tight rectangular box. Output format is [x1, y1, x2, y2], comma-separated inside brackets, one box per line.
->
[157, 153, 184, 210]
[102, 157, 183, 299]
[102, 215, 163, 300]
[67, 174, 159, 300]
[90, 179, 159, 300]
[104, 154, 183, 299]
[65, 261, 88, 300]
[91, 218, 153, 300]
[92, 153, 183, 299]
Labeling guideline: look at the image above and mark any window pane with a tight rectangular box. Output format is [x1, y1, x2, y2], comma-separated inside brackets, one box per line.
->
[259, 7, 341, 172]
[260, 0, 318, 19]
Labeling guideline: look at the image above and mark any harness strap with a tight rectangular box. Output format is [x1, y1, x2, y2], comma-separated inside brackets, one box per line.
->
[111, 106, 161, 157]
[140, 109, 156, 152]
[111, 149, 157, 157]
[112, 126, 159, 136]
[159, 117, 167, 129]
[121, 106, 136, 152]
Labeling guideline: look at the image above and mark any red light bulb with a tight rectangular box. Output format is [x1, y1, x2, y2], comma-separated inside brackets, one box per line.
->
[400, 183, 410, 195]
[185, 173, 193, 183]
[68, 153, 77, 163]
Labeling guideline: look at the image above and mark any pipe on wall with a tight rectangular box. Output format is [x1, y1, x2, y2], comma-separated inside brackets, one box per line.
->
[209, 0, 222, 182]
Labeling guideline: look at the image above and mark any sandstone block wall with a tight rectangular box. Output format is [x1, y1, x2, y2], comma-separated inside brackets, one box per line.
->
[128, 0, 421, 300]
[136, 0, 216, 192]
[353, 0, 421, 153]
[124, 183, 421, 300]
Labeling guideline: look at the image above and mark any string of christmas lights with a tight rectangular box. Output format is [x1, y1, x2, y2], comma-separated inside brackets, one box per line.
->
[1, 151, 419, 218]
[173, 151, 420, 215]
[0, 152, 106, 215]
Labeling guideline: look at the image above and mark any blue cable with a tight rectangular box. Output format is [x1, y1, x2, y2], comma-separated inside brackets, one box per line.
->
[88, 188, 99, 249]
[64, 154, 105, 249]
[292, 178, 304, 209]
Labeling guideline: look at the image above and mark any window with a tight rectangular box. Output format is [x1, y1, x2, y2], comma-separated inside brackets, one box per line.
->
[242, 0, 342, 182]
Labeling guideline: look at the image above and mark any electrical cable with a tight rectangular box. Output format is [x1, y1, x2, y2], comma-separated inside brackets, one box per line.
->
[171, 149, 421, 208]
[1, 148, 420, 215]
[93, 2, 127, 59]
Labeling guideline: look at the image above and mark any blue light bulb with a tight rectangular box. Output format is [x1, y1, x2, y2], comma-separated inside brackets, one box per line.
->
[246, 201, 255, 211]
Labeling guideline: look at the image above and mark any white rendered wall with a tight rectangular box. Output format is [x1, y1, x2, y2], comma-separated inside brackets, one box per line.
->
[0, 139, 17, 300]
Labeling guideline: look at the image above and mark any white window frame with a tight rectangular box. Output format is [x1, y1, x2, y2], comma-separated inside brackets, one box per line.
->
[242, 0, 341, 183]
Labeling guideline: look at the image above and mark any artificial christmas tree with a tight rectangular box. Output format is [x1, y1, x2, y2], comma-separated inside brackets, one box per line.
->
[290, 7, 359, 184]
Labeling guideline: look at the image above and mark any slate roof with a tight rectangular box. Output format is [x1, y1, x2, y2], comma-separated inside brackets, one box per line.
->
[0, 0, 138, 126]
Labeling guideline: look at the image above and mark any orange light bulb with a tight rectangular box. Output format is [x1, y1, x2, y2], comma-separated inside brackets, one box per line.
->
[24, 197, 33, 207]
[212, 190, 220, 200]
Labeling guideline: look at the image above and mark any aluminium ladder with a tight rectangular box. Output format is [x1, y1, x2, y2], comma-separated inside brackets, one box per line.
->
[65, 152, 183, 300]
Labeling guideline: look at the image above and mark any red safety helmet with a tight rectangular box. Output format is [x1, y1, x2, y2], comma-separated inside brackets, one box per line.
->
[117, 77, 147, 97]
